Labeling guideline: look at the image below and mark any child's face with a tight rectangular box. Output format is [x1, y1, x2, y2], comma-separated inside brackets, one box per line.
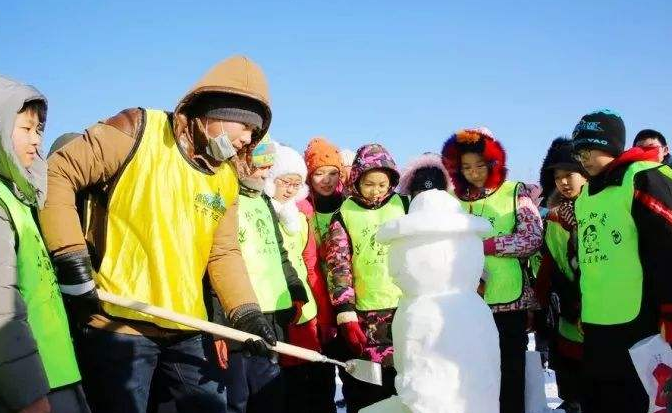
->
[310, 166, 340, 196]
[12, 109, 42, 168]
[358, 170, 390, 202]
[273, 173, 302, 203]
[553, 169, 587, 200]
[575, 149, 615, 176]
[460, 152, 488, 188]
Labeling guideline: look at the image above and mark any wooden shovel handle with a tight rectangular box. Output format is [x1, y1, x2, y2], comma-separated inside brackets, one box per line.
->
[97, 290, 326, 363]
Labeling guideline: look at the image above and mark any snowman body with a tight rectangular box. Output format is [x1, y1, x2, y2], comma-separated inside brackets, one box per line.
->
[363, 190, 500, 413]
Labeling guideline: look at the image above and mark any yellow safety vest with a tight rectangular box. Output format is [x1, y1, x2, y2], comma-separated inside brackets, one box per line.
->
[96, 109, 239, 329]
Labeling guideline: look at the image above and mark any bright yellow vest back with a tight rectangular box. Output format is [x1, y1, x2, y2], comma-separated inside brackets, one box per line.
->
[280, 212, 318, 323]
[459, 181, 525, 305]
[97, 109, 239, 329]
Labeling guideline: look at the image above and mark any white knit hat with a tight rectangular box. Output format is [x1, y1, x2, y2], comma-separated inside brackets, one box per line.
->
[340, 148, 356, 167]
[263, 142, 309, 202]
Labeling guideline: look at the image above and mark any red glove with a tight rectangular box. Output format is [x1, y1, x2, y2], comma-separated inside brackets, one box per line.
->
[318, 324, 338, 345]
[291, 300, 304, 325]
[339, 321, 367, 356]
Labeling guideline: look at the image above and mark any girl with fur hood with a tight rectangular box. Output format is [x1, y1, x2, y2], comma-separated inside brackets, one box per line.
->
[397, 152, 451, 198]
[263, 142, 337, 413]
[441, 127, 543, 413]
[325, 144, 408, 413]
[535, 137, 588, 413]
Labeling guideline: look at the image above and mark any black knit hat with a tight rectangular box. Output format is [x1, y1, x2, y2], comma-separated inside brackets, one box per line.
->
[187, 92, 265, 130]
[409, 166, 448, 195]
[572, 109, 626, 157]
[540, 137, 588, 203]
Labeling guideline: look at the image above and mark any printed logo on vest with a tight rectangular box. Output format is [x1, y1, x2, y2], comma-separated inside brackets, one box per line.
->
[195, 192, 227, 221]
[578, 212, 610, 264]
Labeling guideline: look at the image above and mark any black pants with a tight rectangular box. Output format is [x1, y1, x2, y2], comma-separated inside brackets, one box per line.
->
[549, 342, 582, 404]
[341, 367, 396, 413]
[283, 363, 337, 413]
[582, 375, 648, 413]
[494, 311, 528, 413]
[222, 352, 285, 413]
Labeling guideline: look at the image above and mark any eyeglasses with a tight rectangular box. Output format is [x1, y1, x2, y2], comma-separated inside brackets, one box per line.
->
[276, 178, 303, 190]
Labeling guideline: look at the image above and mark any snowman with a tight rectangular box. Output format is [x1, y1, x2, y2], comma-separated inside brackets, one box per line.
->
[361, 189, 501, 413]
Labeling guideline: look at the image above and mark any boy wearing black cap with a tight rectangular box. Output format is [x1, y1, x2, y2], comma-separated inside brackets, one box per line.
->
[571, 110, 672, 413]
[536, 137, 589, 413]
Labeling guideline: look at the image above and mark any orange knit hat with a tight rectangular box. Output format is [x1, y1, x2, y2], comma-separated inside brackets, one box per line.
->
[304, 136, 343, 176]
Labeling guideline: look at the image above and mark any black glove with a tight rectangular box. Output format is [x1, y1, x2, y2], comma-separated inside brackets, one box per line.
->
[52, 250, 100, 322]
[231, 305, 277, 357]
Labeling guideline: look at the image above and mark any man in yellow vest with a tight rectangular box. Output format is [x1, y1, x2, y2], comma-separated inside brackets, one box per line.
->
[0, 76, 89, 413]
[571, 109, 672, 413]
[39, 56, 277, 413]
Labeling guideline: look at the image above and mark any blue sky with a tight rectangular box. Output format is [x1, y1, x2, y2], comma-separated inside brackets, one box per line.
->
[2, 0, 670, 182]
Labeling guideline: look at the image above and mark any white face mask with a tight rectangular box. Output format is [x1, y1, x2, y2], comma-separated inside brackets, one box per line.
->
[200, 118, 237, 161]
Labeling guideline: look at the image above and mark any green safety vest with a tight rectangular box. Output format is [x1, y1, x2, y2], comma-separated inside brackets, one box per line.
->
[545, 219, 584, 343]
[576, 161, 670, 325]
[339, 195, 405, 311]
[459, 181, 525, 305]
[238, 195, 291, 312]
[0, 182, 81, 388]
[314, 211, 334, 244]
[280, 212, 318, 324]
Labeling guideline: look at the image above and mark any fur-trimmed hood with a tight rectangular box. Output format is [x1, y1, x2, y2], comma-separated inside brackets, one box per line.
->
[441, 127, 507, 199]
[348, 144, 399, 206]
[397, 152, 452, 195]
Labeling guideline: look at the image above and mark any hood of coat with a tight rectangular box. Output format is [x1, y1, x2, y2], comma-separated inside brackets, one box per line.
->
[397, 152, 452, 195]
[172, 56, 272, 174]
[441, 127, 507, 199]
[347, 143, 399, 207]
[0, 75, 48, 207]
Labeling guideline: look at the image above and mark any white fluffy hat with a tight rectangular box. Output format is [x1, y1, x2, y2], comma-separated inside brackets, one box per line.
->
[340, 148, 356, 167]
[377, 189, 491, 242]
[263, 142, 309, 202]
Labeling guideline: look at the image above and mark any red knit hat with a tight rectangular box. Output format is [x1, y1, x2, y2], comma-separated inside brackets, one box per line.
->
[304, 136, 343, 177]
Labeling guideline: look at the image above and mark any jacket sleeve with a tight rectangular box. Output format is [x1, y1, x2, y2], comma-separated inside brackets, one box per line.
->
[484, 183, 543, 258]
[303, 215, 335, 327]
[534, 247, 555, 310]
[0, 208, 50, 411]
[265, 196, 308, 304]
[207, 200, 260, 315]
[40, 115, 136, 257]
[632, 168, 672, 342]
[325, 214, 356, 313]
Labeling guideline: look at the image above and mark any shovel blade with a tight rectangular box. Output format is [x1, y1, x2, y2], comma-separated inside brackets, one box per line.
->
[344, 359, 383, 386]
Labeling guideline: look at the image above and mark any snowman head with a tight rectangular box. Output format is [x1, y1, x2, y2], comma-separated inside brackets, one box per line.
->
[378, 190, 491, 296]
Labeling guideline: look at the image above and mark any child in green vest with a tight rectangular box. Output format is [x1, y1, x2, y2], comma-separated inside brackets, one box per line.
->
[221, 135, 308, 413]
[441, 127, 542, 413]
[571, 109, 672, 413]
[0, 76, 89, 413]
[536, 137, 588, 413]
[325, 143, 408, 413]
[263, 142, 337, 413]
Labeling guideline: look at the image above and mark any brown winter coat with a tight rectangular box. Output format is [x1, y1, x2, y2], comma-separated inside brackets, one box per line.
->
[40, 56, 272, 335]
